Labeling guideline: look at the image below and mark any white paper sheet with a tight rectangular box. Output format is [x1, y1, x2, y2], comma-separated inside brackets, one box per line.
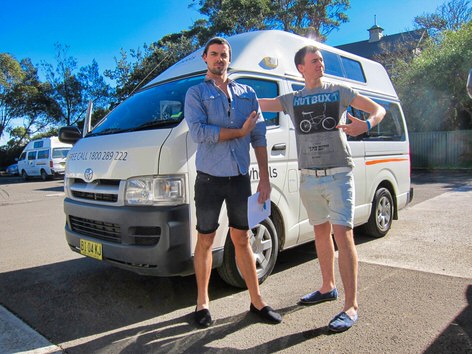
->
[247, 192, 271, 229]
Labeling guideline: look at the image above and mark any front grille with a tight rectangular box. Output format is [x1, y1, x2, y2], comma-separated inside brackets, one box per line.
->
[72, 191, 118, 202]
[70, 216, 120, 243]
[69, 178, 120, 203]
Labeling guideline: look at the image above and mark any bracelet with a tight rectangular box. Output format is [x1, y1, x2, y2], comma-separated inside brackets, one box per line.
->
[366, 119, 371, 131]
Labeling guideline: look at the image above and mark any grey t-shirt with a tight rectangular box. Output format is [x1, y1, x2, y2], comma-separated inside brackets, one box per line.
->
[279, 82, 358, 169]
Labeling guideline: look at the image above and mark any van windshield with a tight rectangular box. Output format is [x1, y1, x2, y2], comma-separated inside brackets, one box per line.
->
[88, 75, 205, 137]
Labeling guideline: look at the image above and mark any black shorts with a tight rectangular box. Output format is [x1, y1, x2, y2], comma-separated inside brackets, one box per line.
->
[194, 171, 251, 234]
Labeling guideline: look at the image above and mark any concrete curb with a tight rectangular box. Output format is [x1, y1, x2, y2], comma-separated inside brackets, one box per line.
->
[0, 306, 62, 354]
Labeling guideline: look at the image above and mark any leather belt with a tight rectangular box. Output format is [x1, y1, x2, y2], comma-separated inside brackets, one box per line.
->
[301, 167, 352, 177]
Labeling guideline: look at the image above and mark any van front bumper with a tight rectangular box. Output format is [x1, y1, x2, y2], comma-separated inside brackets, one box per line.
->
[64, 198, 194, 276]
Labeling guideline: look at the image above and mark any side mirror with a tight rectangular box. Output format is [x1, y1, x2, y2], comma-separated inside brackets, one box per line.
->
[58, 126, 82, 145]
[467, 69, 472, 99]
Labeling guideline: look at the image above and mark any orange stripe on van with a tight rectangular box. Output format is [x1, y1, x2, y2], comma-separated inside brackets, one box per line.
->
[366, 158, 409, 166]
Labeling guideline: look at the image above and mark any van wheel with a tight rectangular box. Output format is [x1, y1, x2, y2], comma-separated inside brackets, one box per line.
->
[40, 169, 49, 181]
[363, 187, 394, 238]
[21, 170, 29, 181]
[217, 218, 279, 288]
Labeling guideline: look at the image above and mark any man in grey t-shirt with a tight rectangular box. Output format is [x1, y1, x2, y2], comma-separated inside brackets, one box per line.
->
[259, 45, 385, 332]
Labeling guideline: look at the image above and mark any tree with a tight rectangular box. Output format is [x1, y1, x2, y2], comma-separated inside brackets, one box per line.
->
[105, 26, 204, 103]
[192, 0, 273, 35]
[0, 54, 24, 141]
[414, 0, 472, 38]
[191, 0, 350, 41]
[78, 60, 112, 112]
[1, 55, 60, 146]
[270, 0, 350, 41]
[8, 59, 62, 140]
[394, 21, 472, 132]
[42, 43, 112, 126]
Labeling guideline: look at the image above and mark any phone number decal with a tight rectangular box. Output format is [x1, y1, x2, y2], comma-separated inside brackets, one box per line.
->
[68, 151, 128, 161]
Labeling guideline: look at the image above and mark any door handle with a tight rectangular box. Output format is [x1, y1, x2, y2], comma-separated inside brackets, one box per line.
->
[272, 143, 286, 151]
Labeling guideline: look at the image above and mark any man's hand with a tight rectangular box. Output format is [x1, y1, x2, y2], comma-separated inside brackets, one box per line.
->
[256, 177, 271, 204]
[219, 111, 259, 141]
[240, 111, 259, 137]
[337, 113, 368, 137]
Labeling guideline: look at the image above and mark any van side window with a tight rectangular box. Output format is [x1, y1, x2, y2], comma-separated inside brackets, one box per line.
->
[348, 100, 405, 141]
[235, 78, 279, 127]
[37, 150, 49, 159]
[321, 50, 344, 78]
[33, 141, 44, 149]
[340, 56, 366, 82]
[27, 151, 37, 161]
[292, 84, 304, 91]
[320, 50, 366, 83]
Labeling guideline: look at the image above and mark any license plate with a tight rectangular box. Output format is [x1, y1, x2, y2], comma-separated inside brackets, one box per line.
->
[80, 239, 103, 260]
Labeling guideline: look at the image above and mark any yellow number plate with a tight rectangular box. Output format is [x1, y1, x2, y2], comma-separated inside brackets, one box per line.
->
[80, 239, 103, 260]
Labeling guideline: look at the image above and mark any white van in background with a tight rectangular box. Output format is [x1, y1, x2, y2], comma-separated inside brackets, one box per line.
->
[59, 30, 413, 288]
[17, 137, 72, 181]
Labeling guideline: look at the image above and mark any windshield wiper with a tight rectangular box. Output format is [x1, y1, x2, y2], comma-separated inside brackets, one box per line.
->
[128, 120, 179, 132]
[86, 128, 125, 137]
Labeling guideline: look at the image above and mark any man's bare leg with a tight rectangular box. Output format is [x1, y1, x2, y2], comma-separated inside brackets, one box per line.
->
[194, 232, 216, 311]
[229, 227, 264, 309]
[314, 221, 336, 293]
[332, 224, 358, 318]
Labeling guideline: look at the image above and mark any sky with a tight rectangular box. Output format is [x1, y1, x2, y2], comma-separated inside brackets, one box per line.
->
[1, 0, 447, 145]
[2, 0, 448, 73]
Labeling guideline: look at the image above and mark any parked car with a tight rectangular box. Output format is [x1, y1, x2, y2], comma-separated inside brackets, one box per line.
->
[6, 163, 19, 176]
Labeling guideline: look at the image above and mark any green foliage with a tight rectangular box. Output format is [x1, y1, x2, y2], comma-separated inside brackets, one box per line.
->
[0, 54, 25, 141]
[394, 21, 472, 131]
[414, 0, 472, 38]
[190, 0, 350, 42]
[42, 43, 112, 126]
[273, 0, 350, 41]
[195, 0, 273, 35]
[105, 27, 204, 103]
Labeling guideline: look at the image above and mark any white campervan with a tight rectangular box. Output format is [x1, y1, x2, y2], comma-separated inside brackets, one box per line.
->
[17, 136, 72, 181]
[59, 30, 412, 287]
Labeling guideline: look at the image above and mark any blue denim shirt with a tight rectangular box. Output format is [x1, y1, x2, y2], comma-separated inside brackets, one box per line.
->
[184, 77, 267, 177]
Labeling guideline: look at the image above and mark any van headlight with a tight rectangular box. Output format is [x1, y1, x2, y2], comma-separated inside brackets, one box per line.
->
[125, 175, 186, 206]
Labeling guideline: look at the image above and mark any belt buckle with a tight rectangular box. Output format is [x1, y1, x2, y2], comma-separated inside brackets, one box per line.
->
[316, 169, 326, 177]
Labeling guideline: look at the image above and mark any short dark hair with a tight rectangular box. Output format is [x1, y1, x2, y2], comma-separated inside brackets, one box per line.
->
[202, 37, 232, 61]
[294, 45, 320, 72]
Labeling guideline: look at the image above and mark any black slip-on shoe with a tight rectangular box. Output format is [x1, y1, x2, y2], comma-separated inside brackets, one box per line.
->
[194, 308, 212, 327]
[249, 304, 282, 324]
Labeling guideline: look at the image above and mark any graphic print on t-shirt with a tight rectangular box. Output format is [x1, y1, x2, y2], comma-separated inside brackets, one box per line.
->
[293, 91, 340, 134]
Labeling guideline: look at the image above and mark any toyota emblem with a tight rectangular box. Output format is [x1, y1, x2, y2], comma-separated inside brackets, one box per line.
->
[84, 168, 94, 182]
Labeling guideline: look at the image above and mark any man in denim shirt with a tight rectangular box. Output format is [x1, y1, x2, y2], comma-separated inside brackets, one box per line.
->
[185, 37, 282, 327]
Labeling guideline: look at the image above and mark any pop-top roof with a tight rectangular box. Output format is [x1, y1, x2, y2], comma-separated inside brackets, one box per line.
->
[145, 30, 397, 98]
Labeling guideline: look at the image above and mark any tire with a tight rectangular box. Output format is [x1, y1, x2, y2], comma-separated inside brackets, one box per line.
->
[21, 170, 29, 181]
[217, 218, 279, 288]
[363, 187, 394, 238]
[40, 169, 48, 181]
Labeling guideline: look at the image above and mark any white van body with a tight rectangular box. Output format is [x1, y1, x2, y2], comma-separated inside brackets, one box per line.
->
[17, 137, 72, 181]
[60, 30, 412, 287]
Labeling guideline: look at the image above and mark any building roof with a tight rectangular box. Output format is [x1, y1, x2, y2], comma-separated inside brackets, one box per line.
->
[335, 29, 427, 59]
